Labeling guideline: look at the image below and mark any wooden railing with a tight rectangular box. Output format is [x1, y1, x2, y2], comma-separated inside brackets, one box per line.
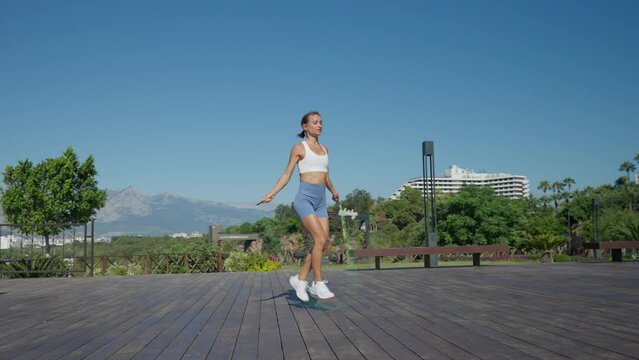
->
[93, 252, 221, 275]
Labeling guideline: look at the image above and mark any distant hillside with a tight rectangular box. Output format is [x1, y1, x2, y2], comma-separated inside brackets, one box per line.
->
[1, 187, 275, 236]
[93, 187, 275, 237]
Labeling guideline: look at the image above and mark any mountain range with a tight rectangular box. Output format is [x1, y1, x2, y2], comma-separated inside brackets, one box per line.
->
[0, 187, 276, 237]
[94, 187, 276, 237]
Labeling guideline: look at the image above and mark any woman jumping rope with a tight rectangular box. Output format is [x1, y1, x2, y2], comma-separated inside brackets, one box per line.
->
[260, 111, 339, 301]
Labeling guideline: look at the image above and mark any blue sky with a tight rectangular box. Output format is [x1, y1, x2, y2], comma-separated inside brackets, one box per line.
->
[1, 0, 638, 204]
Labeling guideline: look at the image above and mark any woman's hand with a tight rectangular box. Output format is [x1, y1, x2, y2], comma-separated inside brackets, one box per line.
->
[332, 192, 340, 203]
[260, 193, 274, 204]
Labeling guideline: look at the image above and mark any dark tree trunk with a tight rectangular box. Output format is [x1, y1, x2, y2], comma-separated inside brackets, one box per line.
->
[45, 234, 51, 255]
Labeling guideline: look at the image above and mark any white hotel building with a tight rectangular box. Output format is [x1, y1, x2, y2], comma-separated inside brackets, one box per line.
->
[391, 165, 530, 199]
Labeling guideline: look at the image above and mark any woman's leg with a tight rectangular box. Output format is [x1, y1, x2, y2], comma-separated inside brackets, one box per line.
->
[298, 254, 312, 281]
[299, 214, 328, 282]
[318, 217, 330, 250]
[298, 216, 330, 281]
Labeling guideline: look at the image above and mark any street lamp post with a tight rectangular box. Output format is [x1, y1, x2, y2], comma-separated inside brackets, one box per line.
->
[422, 141, 438, 267]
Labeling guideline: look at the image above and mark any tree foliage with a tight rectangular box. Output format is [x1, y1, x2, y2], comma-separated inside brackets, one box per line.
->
[380, 187, 423, 230]
[1, 147, 107, 253]
[341, 189, 374, 214]
[437, 186, 527, 246]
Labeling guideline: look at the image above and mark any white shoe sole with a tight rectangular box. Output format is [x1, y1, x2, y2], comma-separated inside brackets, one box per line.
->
[309, 290, 335, 300]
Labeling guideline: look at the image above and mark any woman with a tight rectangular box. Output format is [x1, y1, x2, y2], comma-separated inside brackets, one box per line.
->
[260, 111, 339, 301]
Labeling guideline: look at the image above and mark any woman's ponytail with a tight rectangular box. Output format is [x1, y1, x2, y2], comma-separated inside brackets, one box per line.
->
[297, 130, 306, 138]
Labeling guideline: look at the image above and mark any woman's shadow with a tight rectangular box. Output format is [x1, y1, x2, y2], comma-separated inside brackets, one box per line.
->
[262, 290, 329, 310]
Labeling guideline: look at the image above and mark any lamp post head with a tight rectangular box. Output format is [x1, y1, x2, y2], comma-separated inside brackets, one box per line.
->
[422, 141, 434, 156]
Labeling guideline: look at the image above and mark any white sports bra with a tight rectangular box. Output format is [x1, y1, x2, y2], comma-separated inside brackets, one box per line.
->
[298, 141, 328, 173]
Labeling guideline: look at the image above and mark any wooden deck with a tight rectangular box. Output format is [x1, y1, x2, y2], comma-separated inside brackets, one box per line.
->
[1, 262, 638, 359]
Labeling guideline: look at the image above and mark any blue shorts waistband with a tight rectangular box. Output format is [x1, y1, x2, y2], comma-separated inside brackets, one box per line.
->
[299, 181, 326, 189]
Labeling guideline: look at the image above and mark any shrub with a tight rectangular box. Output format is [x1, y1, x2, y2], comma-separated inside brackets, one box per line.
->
[526, 233, 566, 251]
[525, 233, 566, 263]
[107, 264, 129, 276]
[293, 249, 307, 260]
[611, 218, 639, 241]
[246, 252, 268, 271]
[224, 252, 249, 272]
[107, 262, 144, 276]
[0, 255, 70, 278]
[528, 253, 542, 262]
[224, 251, 281, 272]
[257, 259, 281, 272]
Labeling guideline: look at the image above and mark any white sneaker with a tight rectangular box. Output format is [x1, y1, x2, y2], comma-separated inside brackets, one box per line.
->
[289, 275, 309, 302]
[309, 280, 335, 299]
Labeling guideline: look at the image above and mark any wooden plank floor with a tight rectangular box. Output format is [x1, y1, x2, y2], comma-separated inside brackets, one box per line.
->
[1, 262, 638, 359]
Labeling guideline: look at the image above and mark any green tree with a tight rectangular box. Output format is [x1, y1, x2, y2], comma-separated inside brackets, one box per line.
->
[224, 222, 256, 234]
[0, 147, 107, 254]
[273, 203, 303, 234]
[341, 189, 374, 214]
[562, 177, 575, 204]
[610, 216, 639, 241]
[437, 186, 527, 246]
[235, 203, 304, 256]
[400, 220, 426, 247]
[562, 178, 575, 192]
[370, 220, 400, 248]
[619, 161, 636, 181]
[525, 214, 565, 238]
[616, 173, 638, 207]
[538, 181, 551, 207]
[380, 187, 423, 231]
[562, 187, 597, 236]
[252, 217, 279, 253]
[538, 181, 551, 193]
[551, 181, 564, 208]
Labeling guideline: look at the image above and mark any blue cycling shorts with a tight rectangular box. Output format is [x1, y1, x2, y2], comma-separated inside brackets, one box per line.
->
[293, 182, 328, 220]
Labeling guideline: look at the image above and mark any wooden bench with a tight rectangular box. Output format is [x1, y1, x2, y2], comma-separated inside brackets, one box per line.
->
[582, 241, 639, 262]
[351, 245, 510, 269]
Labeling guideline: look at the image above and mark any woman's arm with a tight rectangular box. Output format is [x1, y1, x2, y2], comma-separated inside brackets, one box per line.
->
[260, 144, 302, 204]
[322, 145, 340, 203]
[326, 173, 339, 203]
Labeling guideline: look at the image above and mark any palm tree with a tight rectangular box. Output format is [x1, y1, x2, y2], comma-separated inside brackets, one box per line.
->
[616, 176, 629, 186]
[551, 181, 564, 208]
[562, 177, 575, 203]
[525, 233, 566, 263]
[538, 181, 551, 207]
[634, 153, 639, 165]
[612, 218, 639, 241]
[619, 161, 636, 181]
[538, 181, 550, 193]
[562, 177, 575, 192]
